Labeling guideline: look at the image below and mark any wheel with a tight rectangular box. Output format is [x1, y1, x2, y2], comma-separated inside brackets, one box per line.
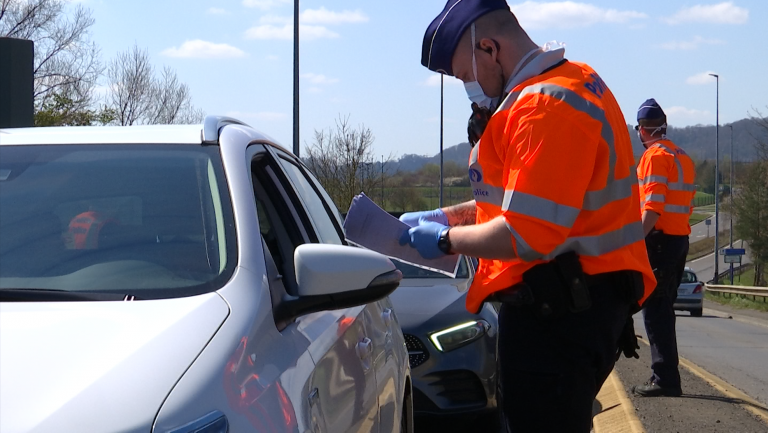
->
[691, 308, 703, 317]
[400, 388, 414, 433]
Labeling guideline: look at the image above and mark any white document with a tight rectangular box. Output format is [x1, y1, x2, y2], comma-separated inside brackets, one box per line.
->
[343, 194, 461, 277]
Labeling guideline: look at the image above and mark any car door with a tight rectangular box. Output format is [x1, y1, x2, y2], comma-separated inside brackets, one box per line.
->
[268, 148, 380, 432]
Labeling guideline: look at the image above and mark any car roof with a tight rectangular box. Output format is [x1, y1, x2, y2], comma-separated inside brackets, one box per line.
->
[0, 119, 292, 155]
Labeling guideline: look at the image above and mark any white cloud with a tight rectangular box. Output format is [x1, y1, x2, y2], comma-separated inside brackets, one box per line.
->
[244, 24, 339, 40]
[301, 73, 339, 84]
[665, 2, 749, 25]
[660, 36, 725, 50]
[686, 71, 719, 85]
[206, 7, 229, 15]
[259, 14, 291, 24]
[665, 106, 711, 121]
[226, 111, 288, 122]
[510, 1, 647, 29]
[242, 0, 290, 10]
[424, 74, 464, 87]
[300, 7, 369, 25]
[161, 40, 247, 59]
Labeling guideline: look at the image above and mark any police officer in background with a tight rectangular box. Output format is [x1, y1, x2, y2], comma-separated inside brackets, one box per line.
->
[633, 99, 696, 397]
[399, 1, 656, 431]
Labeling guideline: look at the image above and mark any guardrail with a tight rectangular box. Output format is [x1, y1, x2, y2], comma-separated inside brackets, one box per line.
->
[705, 284, 768, 302]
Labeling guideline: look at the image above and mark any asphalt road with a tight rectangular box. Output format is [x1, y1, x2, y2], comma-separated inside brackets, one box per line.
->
[687, 240, 752, 283]
[633, 305, 768, 407]
[690, 213, 730, 242]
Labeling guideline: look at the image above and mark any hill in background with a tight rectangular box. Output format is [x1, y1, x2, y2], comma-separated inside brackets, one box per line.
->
[393, 117, 768, 172]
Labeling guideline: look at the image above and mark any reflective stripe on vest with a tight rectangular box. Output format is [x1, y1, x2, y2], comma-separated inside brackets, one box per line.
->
[469, 83, 635, 213]
[653, 143, 696, 193]
[506, 220, 645, 262]
[502, 190, 580, 229]
[664, 204, 691, 214]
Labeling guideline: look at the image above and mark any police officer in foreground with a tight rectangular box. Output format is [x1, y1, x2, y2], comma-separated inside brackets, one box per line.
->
[633, 99, 696, 397]
[399, 1, 656, 431]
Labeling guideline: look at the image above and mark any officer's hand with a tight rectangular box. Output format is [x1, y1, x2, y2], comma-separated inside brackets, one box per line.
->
[615, 316, 640, 361]
[399, 222, 448, 260]
[399, 209, 448, 228]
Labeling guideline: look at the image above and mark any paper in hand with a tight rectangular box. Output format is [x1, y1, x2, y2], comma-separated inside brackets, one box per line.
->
[343, 193, 460, 277]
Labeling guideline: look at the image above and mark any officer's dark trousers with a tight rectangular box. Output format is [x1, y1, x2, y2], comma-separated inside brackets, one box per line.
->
[497, 281, 631, 433]
[643, 233, 689, 390]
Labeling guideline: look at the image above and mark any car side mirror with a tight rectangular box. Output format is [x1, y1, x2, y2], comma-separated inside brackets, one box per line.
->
[273, 244, 402, 326]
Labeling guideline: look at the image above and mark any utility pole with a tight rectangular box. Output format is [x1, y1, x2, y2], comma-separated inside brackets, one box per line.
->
[709, 73, 720, 284]
[439, 73, 444, 208]
[292, 0, 300, 157]
[728, 124, 734, 284]
[381, 155, 385, 207]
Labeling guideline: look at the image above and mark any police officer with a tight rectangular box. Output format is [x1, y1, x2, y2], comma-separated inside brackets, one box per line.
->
[399, 1, 656, 431]
[633, 99, 696, 397]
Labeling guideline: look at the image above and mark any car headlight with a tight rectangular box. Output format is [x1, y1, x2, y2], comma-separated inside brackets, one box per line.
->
[429, 320, 489, 352]
[167, 411, 229, 433]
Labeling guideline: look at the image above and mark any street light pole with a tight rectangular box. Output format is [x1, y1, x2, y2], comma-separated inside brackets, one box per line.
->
[381, 155, 385, 206]
[728, 124, 734, 284]
[439, 74, 444, 208]
[709, 73, 720, 283]
[292, 0, 300, 157]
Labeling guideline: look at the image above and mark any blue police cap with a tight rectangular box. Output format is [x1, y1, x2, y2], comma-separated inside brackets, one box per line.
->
[422, 0, 510, 76]
[637, 98, 666, 121]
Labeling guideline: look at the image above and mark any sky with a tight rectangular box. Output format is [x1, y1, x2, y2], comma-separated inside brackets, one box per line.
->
[79, 0, 768, 159]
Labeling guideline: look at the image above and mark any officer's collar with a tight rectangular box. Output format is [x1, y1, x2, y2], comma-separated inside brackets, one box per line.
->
[494, 47, 566, 114]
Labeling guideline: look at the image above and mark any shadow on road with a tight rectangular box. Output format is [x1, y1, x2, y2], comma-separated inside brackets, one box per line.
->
[680, 393, 768, 412]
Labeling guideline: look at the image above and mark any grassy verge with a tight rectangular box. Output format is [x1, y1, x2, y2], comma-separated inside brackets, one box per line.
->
[717, 265, 767, 287]
[705, 291, 768, 313]
[689, 212, 708, 226]
[687, 229, 731, 260]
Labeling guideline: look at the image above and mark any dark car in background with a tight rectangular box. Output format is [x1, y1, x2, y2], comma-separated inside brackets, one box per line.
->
[388, 256, 500, 423]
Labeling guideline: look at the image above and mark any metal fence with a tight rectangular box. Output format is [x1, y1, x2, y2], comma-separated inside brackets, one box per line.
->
[705, 284, 768, 302]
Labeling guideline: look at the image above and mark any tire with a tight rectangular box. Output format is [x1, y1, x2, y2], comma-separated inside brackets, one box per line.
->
[400, 388, 414, 433]
[691, 308, 703, 317]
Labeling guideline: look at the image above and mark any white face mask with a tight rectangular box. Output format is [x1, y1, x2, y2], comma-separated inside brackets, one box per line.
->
[464, 24, 498, 109]
[463, 23, 540, 110]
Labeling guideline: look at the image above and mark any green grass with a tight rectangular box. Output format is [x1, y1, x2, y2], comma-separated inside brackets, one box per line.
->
[717, 265, 767, 287]
[705, 291, 768, 313]
[689, 212, 708, 226]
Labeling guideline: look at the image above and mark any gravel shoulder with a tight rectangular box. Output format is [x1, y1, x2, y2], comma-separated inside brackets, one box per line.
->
[613, 340, 768, 433]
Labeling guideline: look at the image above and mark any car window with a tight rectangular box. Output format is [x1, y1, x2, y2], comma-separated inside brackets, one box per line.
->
[250, 152, 308, 294]
[274, 155, 344, 245]
[681, 271, 698, 284]
[393, 256, 470, 279]
[0, 144, 236, 297]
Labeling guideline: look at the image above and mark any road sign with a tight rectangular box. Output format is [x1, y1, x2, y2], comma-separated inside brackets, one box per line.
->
[724, 254, 741, 263]
[705, 219, 711, 226]
[723, 248, 746, 255]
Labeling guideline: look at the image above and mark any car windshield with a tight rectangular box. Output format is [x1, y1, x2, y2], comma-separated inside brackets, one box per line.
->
[681, 271, 698, 284]
[0, 144, 236, 299]
[393, 257, 470, 279]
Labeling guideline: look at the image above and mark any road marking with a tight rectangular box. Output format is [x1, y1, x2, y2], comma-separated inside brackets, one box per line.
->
[593, 370, 645, 433]
[637, 338, 768, 425]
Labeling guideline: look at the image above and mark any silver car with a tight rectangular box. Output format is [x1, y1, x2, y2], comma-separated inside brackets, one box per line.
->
[674, 267, 704, 317]
[0, 117, 413, 433]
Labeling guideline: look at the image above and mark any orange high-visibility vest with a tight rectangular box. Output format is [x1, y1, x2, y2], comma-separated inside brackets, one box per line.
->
[67, 211, 108, 249]
[637, 139, 696, 236]
[466, 60, 656, 313]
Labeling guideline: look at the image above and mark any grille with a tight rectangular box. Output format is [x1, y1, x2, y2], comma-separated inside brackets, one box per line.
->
[404, 334, 430, 368]
[426, 370, 487, 407]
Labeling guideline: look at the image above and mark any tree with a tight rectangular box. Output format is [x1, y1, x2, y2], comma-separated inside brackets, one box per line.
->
[106, 45, 204, 126]
[304, 115, 391, 210]
[34, 86, 115, 126]
[1, 0, 101, 112]
[390, 187, 425, 212]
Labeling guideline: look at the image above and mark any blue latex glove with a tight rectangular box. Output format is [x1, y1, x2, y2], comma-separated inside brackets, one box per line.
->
[399, 209, 449, 227]
[399, 222, 449, 260]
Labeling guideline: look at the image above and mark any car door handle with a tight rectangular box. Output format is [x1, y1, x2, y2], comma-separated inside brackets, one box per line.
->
[382, 308, 393, 328]
[356, 337, 372, 360]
